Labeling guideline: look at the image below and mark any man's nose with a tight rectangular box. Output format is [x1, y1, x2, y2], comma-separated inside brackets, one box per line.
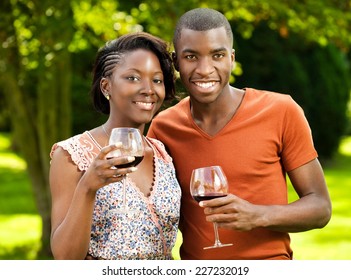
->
[195, 57, 214, 76]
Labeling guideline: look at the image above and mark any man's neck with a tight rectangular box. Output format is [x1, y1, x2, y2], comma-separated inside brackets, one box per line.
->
[190, 87, 245, 136]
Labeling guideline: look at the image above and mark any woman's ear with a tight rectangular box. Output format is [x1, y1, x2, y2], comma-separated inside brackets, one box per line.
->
[100, 77, 109, 93]
[172, 51, 179, 72]
[100, 77, 111, 100]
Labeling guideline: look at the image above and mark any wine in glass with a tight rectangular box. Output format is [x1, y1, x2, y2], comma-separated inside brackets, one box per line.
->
[107, 127, 144, 213]
[190, 165, 233, 249]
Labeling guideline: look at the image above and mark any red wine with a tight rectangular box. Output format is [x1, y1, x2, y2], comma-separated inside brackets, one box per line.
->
[107, 156, 144, 168]
[193, 193, 227, 202]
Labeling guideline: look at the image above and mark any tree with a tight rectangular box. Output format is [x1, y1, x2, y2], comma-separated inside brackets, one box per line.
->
[0, 0, 74, 257]
[0, 0, 141, 258]
[1, 0, 350, 258]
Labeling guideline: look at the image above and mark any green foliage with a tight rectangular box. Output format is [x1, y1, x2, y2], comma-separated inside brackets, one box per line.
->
[117, 0, 351, 51]
[304, 45, 350, 158]
[71, 68, 107, 133]
[70, 0, 142, 51]
[234, 22, 350, 159]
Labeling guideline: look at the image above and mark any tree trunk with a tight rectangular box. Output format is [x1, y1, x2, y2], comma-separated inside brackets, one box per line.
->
[0, 0, 73, 259]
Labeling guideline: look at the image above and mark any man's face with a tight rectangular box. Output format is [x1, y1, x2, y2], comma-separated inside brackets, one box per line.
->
[173, 27, 234, 104]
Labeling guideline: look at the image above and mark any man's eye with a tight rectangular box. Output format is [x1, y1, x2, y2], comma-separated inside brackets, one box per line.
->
[214, 53, 224, 59]
[185, 55, 196, 60]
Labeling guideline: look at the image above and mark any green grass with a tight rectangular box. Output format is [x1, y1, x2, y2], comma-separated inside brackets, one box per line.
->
[0, 133, 41, 260]
[288, 136, 351, 260]
[0, 214, 41, 259]
[0, 133, 350, 259]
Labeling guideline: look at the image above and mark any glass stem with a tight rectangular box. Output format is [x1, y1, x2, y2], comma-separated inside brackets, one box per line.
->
[122, 175, 127, 210]
[213, 222, 222, 246]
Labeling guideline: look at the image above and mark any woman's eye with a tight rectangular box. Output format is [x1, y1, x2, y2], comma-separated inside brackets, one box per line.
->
[127, 76, 139, 81]
[154, 79, 163, 84]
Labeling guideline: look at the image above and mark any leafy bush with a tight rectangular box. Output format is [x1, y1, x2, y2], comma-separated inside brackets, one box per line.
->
[234, 22, 350, 159]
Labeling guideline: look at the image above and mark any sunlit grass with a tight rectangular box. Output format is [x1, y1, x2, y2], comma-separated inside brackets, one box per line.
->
[289, 136, 351, 260]
[0, 214, 41, 260]
[0, 134, 26, 170]
[0, 133, 41, 260]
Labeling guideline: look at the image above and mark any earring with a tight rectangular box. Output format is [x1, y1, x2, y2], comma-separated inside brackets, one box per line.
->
[104, 93, 110, 100]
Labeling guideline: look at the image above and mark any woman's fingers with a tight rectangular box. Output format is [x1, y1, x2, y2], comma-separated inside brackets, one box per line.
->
[106, 156, 135, 169]
[97, 143, 122, 160]
[86, 147, 138, 189]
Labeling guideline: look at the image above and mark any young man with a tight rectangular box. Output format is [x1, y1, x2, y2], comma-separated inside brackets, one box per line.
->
[147, 8, 331, 259]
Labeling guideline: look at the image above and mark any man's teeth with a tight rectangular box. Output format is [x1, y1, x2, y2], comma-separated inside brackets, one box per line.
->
[195, 82, 216, 88]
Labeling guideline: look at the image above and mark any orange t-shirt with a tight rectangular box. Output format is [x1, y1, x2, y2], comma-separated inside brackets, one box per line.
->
[148, 88, 318, 259]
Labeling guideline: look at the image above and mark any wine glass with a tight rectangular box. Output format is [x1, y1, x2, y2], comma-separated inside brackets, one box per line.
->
[190, 165, 233, 249]
[107, 127, 144, 213]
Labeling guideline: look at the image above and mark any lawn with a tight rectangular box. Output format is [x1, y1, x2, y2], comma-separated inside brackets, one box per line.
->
[0, 133, 350, 260]
[289, 136, 351, 259]
[0, 133, 41, 259]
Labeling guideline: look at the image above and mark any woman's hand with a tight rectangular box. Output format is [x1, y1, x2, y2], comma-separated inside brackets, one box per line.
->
[78, 143, 137, 193]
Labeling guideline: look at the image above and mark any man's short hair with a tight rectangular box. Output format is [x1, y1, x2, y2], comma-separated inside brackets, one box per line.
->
[173, 8, 233, 48]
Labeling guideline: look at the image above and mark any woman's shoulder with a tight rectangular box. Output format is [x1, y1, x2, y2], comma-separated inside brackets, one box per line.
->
[145, 137, 173, 163]
[50, 131, 100, 171]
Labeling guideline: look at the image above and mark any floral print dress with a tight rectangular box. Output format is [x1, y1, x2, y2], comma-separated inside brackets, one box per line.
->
[50, 131, 181, 260]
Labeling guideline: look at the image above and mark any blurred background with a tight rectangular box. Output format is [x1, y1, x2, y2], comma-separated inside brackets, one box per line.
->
[0, 0, 350, 260]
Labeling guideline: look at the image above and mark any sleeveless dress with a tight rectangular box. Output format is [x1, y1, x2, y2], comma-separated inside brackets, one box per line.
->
[50, 131, 181, 260]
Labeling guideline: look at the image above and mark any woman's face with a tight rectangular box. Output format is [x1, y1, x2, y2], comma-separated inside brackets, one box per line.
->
[101, 49, 165, 127]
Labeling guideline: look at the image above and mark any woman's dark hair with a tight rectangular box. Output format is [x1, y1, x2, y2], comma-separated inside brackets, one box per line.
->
[91, 32, 176, 114]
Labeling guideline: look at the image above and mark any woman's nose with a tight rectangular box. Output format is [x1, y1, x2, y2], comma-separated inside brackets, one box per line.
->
[142, 80, 155, 95]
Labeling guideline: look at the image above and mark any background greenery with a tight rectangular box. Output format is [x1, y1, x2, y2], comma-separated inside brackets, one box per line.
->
[0, 0, 351, 258]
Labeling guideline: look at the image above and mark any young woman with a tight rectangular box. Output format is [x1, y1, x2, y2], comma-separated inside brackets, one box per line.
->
[49, 32, 181, 260]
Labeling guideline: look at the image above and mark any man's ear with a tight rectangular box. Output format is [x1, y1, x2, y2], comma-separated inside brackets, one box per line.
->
[172, 51, 179, 72]
[231, 49, 236, 70]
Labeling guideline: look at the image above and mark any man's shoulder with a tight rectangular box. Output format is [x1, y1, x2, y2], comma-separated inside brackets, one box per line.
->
[246, 88, 304, 121]
[246, 87, 295, 107]
[154, 97, 189, 120]
[249, 87, 292, 100]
